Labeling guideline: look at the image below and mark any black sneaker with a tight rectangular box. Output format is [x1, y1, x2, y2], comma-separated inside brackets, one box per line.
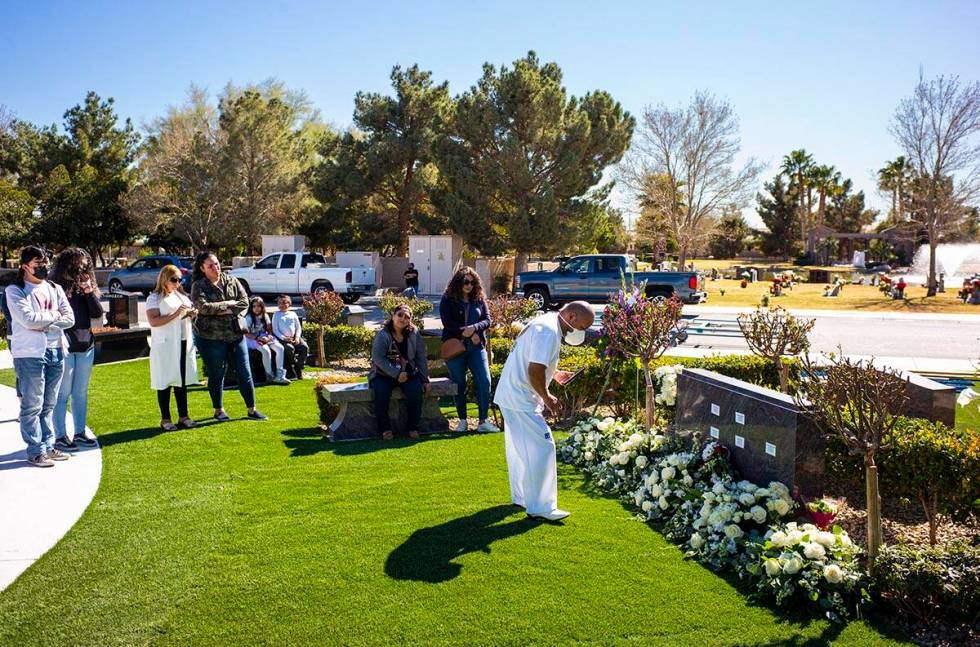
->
[214, 411, 231, 423]
[74, 435, 98, 448]
[247, 410, 268, 421]
[28, 454, 55, 468]
[47, 448, 71, 461]
[54, 437, 79, 452]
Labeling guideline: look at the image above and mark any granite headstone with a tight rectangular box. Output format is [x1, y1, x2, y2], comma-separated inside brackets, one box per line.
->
[674, 368, 824, 497]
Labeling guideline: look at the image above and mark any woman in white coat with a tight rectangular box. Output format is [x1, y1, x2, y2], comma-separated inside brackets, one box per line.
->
[146, 265, 199, 430]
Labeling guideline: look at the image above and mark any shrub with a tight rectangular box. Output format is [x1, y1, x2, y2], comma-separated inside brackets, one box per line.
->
[486, 295, 538, 339]
[303, 291, 344, 327]
[377, 293, 433, 330]
[303, 323, 374, 365]
[873, 542, 980, 625]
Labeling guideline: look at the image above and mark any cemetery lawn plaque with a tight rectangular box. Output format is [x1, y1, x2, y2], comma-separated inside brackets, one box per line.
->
[675, 368, 824, 498]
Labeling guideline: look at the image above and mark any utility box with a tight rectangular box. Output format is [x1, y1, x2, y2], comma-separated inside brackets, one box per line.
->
[261, 235, 306, 257]
[336, 251, 382, 286]
[408, 235, 465, 295]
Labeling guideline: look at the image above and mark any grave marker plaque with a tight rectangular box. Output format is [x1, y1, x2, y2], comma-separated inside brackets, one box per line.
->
[675, 368, 824, 497]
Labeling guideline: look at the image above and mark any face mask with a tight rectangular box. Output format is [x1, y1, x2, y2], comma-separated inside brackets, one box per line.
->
[559, 313, 586, 346]
[31, 265, 48, 280]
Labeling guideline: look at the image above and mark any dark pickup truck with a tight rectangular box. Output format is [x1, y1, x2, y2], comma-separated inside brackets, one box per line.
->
[514, 254, 706, 308]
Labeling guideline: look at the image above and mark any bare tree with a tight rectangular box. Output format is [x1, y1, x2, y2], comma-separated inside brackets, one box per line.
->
[795, 354, 909, 563]
[737, 306, 814, 393]
[891, 73, 980, 295]
[621, 92, 763, 266]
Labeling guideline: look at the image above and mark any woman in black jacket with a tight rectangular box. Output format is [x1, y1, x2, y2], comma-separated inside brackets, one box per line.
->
[439, 268, 496, 433]
[369, 304, 430, 440]
[50, 248, 103, 450]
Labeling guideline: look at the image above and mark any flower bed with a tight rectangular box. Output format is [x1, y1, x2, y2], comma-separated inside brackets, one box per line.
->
[558, 418, 868, 622]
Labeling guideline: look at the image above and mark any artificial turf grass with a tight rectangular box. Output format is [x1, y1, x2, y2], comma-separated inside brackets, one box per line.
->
[0, 361, 909, 646]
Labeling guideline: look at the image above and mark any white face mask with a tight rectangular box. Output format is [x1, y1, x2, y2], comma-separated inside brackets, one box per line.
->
[559, 313, 586, 346]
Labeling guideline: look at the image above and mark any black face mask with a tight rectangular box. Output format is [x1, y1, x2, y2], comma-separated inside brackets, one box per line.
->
[31, 266, 49, 280]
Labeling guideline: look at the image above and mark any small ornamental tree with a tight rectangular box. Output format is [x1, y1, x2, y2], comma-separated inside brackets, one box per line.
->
[599, 285, 683, 430]
[795, 354, 909, 563]
[486, 295, 538, 339]
[879, 419, 980, 546]
[303, 291, 344, 366]
[737, 306, 814, 393]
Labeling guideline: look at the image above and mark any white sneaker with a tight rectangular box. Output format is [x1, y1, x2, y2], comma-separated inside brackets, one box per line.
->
[273, 372, 291, 385]
[454, 420, 468, 433]
[529, 509, 570, 521]
[477, 420, 500, 433]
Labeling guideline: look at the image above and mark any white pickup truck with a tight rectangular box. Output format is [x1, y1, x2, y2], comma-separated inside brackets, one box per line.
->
[229, 251, 376, 304]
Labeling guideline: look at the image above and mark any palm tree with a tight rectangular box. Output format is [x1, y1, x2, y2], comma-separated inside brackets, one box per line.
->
[781, 149, 814, 252]
[877, 156, 914, 223]
[811, 164, 840, 229]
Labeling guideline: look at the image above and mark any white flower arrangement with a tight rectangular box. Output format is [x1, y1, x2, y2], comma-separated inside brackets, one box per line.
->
[653, 365, 683, 406]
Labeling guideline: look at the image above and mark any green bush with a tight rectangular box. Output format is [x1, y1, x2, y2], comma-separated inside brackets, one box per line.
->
[873, 542, 980, 625]
[825, 416, 980, 544]
[303, 323, 375, 365]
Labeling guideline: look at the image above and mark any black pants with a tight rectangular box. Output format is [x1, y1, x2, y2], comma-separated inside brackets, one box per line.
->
[369, 373, 423, 435]
[281, 339, 309, 377]
[157, 341, 188, 420]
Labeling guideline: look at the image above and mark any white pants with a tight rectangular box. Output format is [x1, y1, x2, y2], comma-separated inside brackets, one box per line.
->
[500, 407, 558, 515]
[247, 338, 285, 377]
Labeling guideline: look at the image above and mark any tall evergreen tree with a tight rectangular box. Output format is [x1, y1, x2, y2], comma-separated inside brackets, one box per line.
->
[756, 175, 800, 259]
[436, 52, 634, 273]
[708, 206, 751, 258]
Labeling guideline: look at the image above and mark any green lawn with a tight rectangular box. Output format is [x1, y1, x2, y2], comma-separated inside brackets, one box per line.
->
[0, 361, 908, 645]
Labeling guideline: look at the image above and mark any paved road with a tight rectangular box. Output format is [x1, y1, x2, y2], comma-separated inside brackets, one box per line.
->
[101, 295, 979, 366]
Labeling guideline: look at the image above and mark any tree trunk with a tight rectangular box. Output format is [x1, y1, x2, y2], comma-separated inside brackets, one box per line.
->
[514, 251, 528, 277]
[891, 190, 898, 224]
[316, 326, 326, 367]
[817, 191, 826, 227]
[642, 361, 656, 431]
[677, 242, 688, 269]
[897, 180, 904, 221]
[927, 238, 938, 297]
[865, 458, 883, 565]
[396, 161, 416, 257]
[919, 492, 939, 546]
[776, 359, 790, 394]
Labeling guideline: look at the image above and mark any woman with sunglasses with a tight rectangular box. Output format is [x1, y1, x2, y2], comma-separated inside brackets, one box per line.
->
[146, 264, 199, 430]
[440, 268, 496, 433]
[369, 304, 431, 441]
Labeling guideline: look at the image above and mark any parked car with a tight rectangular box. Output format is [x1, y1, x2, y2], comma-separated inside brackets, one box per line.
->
[229, 251, 376, 303]
[514, 254, 706, 309]
[107, 255, 193, 294]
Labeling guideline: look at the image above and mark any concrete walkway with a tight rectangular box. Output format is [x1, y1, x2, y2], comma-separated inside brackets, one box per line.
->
[0, 385, 102, 591]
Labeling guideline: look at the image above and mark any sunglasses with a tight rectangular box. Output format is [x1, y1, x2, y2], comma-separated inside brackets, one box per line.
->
[168, 277, 181, 284]
[462, 279, 475, 286]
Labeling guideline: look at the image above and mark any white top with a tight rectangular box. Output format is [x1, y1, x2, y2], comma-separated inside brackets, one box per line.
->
[146, 291, 191, 340]
[24, 282, 66, 348]
[5, 281, 73, 358]
[494, 312, 562, 412]
[272, 310, 302, 340]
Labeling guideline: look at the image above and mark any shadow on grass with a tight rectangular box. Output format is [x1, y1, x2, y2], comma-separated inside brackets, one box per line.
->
[280, 427, 471, 457]
[555, 463, 910, 643]
[97, 419, 223, 448]
[384, 505, 543, 583]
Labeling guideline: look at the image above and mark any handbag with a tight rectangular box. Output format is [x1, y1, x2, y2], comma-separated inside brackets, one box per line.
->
[440, 303, 469, 360]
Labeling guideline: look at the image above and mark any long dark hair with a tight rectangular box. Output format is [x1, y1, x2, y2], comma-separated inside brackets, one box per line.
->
[246, 296, 268, 327]
[444, 267, 484, 303]
[15, 246, 47, 289]
[50, 247, 93, 297]
[192, 251, 217, 282]
[383, 304, 415, 337]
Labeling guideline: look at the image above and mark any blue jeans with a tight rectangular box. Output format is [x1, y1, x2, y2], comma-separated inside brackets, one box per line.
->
[369, 373, 423, 434]
[445, 340, 491, 421]
[54, 346, 96, 439]
[195, 335, 256, 411]
[14, 347, 66, 459]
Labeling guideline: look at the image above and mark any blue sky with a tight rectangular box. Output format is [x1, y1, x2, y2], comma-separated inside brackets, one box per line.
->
[3, 0, 979, 227]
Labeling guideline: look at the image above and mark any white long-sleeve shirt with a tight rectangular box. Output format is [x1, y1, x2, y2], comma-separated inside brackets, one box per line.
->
[272, 310, 303, 341]
[5, 280, 74, 358]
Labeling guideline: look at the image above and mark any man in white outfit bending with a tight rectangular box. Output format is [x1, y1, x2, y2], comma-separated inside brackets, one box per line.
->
[493, 301, 594, 521]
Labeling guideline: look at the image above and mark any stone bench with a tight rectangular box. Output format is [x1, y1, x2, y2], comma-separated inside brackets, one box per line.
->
[319, 377, 457, 441]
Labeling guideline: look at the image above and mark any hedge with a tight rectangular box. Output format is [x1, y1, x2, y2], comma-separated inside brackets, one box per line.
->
[873, 542, 980, 625]
[303, 324, 375, 364]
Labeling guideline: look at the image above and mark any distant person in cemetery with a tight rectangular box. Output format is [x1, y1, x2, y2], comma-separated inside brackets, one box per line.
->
[494, 301, 594, 521]
[440, 267, 497, 433]
[147, 264, 199, 431]
[272, 294, 308, 380]
[191, 252, 266, 421]
[245, 296, 290, 385]
[369, 304, 430, 441]
[50, 248, 103, 450]
[404, 263, 420, 294]
[5, 246, 75, 467]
